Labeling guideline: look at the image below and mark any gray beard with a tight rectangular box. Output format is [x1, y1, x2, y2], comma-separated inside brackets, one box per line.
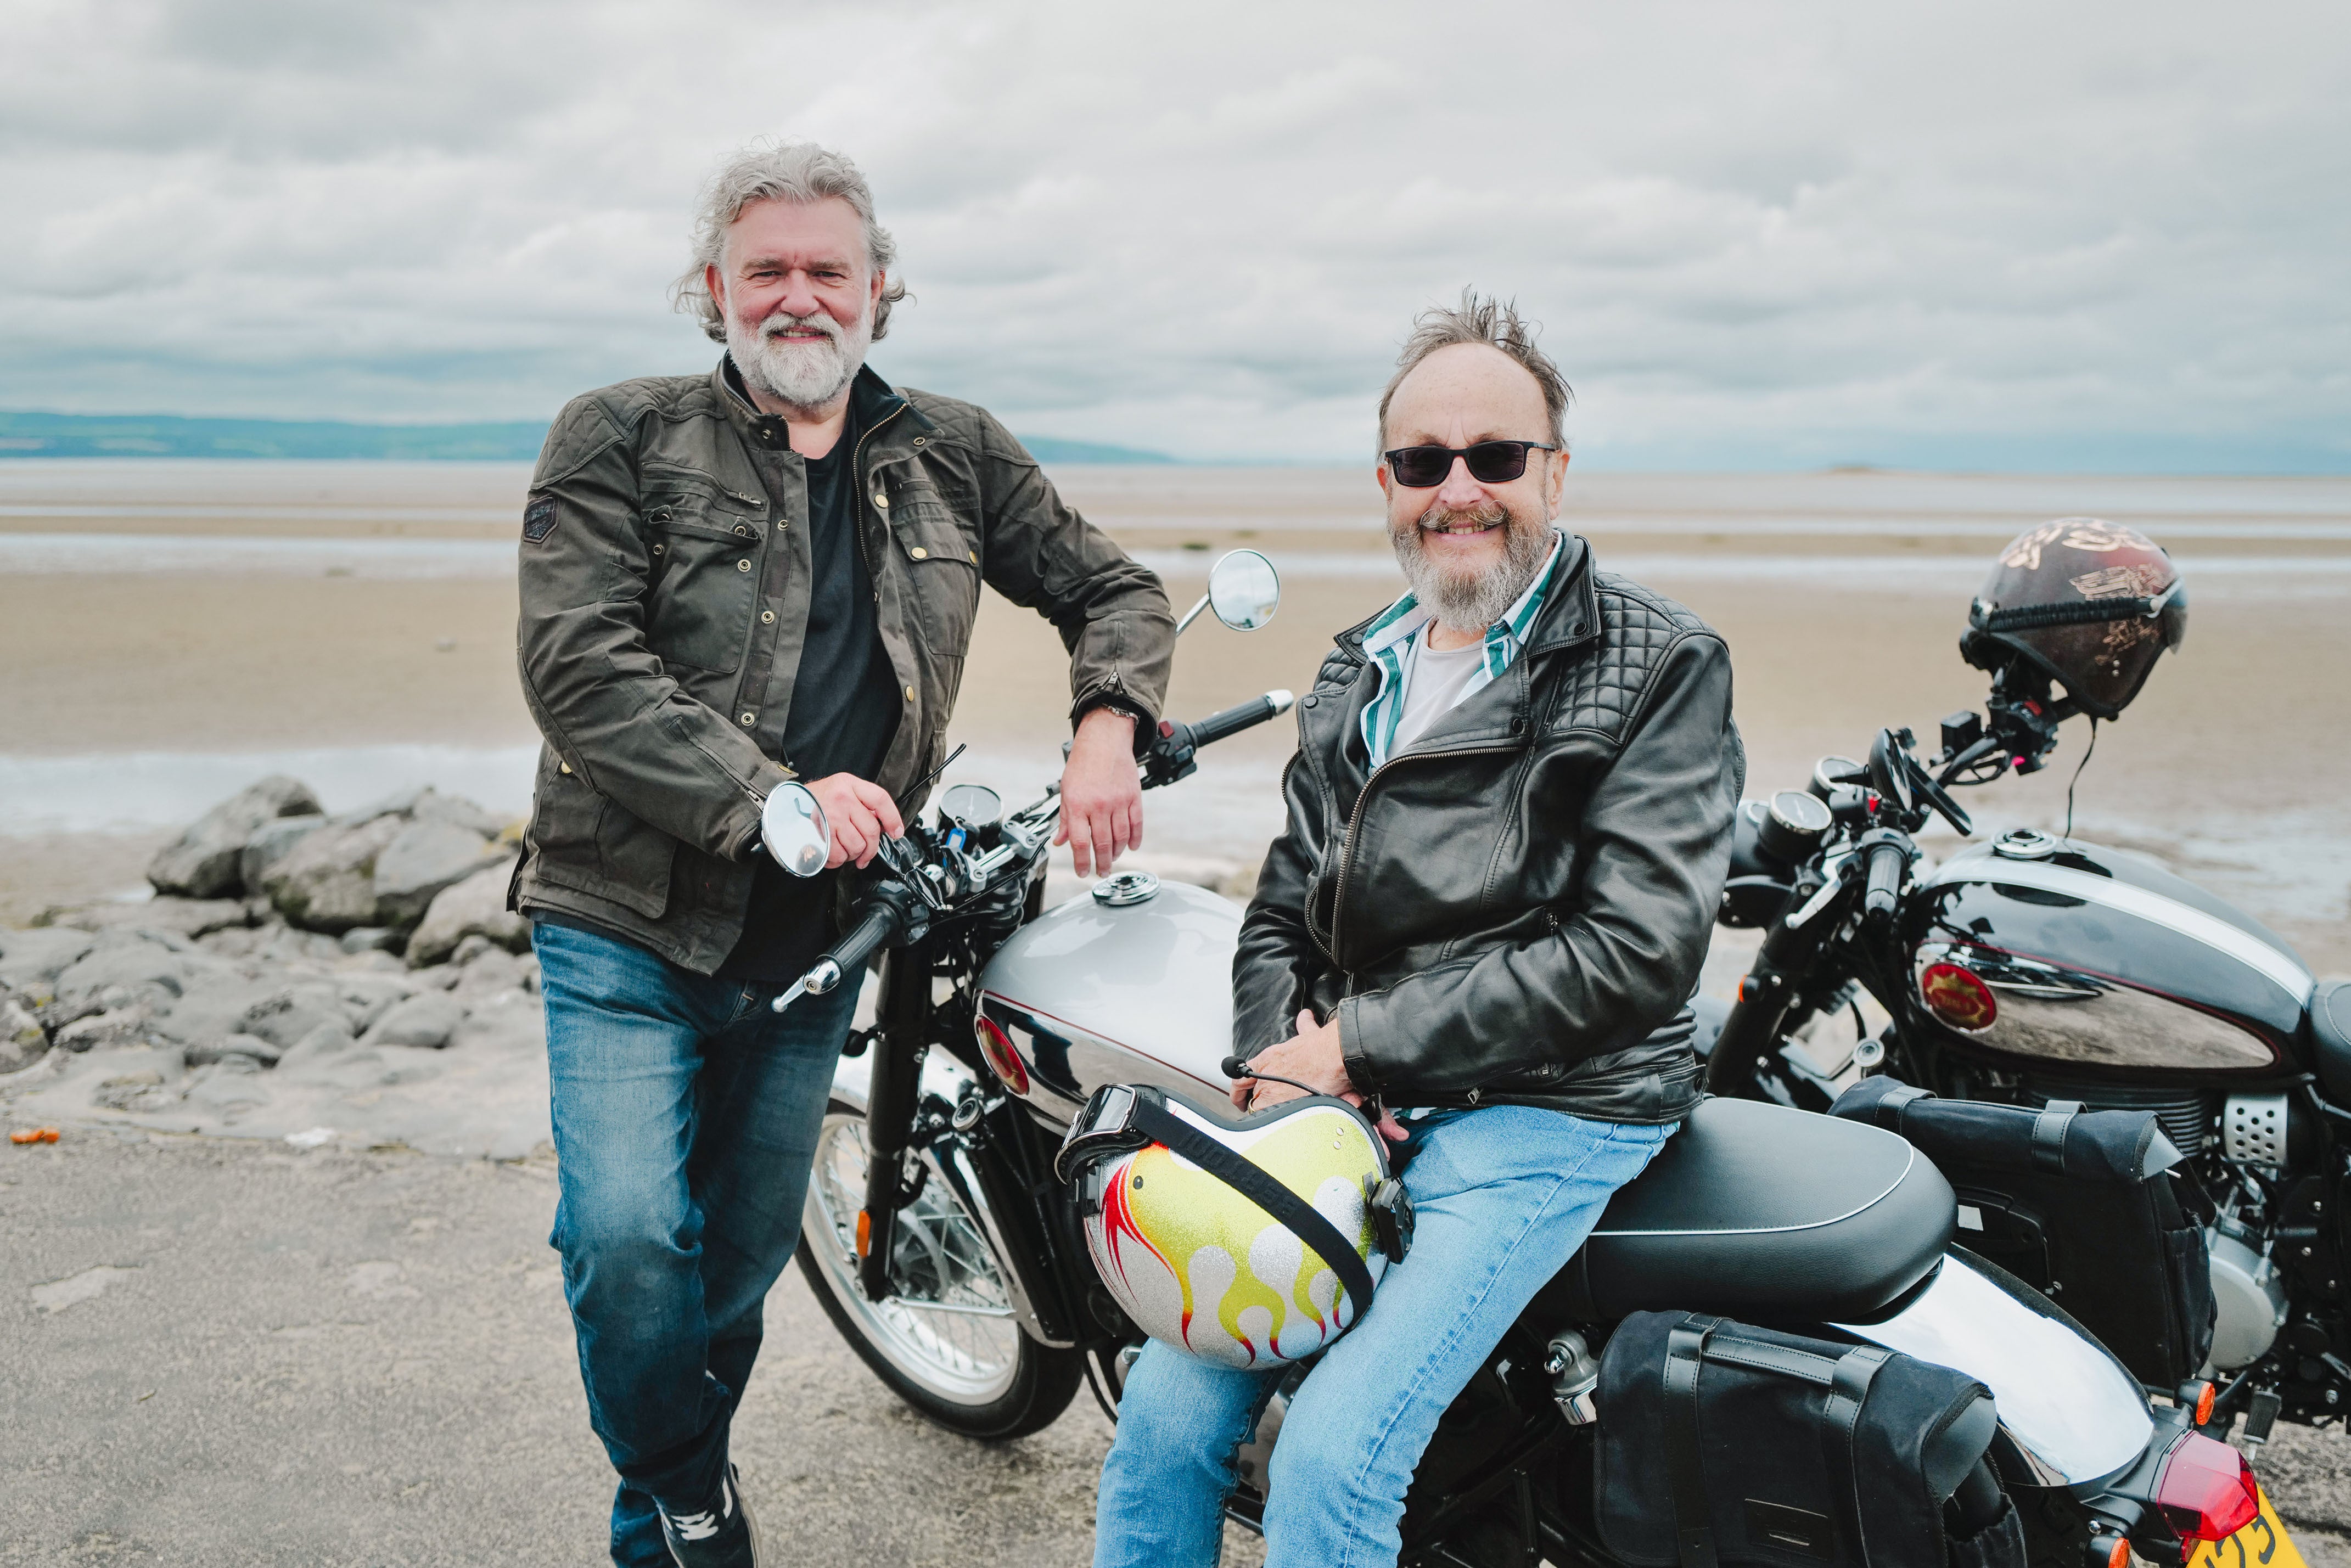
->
[726, 305, 871, 412]
[1391, 504, 1556, 631]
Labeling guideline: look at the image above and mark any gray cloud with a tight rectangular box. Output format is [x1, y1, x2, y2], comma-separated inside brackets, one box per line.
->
[1, 0, 2344, 467]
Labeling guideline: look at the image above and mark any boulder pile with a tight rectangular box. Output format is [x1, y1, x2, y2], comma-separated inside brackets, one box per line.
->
[0, 779, 551, 1154]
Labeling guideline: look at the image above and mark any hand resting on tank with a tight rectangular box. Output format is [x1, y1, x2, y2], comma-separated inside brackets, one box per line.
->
[1236, 1009, 1408, 1141]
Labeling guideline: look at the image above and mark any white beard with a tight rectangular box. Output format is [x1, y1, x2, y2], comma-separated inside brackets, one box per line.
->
[1390, 502, 1556, 630]
[726, 301, 872, 412]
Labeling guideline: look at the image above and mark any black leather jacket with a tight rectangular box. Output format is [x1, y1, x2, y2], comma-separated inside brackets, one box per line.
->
[1233, 537, 1742, 1124]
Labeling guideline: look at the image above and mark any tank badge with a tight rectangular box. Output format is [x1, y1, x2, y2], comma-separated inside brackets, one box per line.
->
[1920, 962, 1999, 1033]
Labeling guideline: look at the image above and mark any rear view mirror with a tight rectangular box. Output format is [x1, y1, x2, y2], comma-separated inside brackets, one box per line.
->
[1208, 549, 1281, 630]
[761, 781, 832, 877]
[1179, 548, 1283, 634]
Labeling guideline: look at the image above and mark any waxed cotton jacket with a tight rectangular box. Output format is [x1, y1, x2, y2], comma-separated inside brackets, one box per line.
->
[514, 361, 1175, 974]
[1233, 538, 1742, 1123]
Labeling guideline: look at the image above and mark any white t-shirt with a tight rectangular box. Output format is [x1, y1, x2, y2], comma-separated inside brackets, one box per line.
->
[1388, 634, 1486, 756]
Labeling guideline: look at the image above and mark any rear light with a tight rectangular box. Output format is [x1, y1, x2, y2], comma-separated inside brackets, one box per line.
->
[975, 1014, 1030, 1097]
[2152, 1432, 2259, 1542]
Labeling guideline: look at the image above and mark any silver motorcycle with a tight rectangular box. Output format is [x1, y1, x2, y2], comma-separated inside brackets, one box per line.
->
[760, 550, 2276, 1567]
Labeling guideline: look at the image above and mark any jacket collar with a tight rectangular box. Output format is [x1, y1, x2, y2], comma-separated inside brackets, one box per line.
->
[1332, 532, 1601, 667]
[711, 357, 930, 453]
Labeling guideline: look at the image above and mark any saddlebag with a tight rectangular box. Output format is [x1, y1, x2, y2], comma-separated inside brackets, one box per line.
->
[1830, 1077, 2215, 1388]
[1595, 1310, 2021, 1567]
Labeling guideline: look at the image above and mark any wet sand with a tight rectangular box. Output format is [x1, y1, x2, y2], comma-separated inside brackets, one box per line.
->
[3, 461, 2347, 970]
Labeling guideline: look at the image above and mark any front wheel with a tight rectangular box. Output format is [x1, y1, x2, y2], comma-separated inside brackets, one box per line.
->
[795, 1100, 1083, 1440]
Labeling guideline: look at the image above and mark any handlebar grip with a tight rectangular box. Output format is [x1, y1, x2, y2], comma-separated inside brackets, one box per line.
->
[1183, 690, 1296, 750]
[824, 898, 903, 978]
[1862, 841, 1907, 920]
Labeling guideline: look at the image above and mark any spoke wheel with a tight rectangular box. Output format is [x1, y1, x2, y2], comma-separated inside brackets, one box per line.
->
[796, 1101, 1081, 1439]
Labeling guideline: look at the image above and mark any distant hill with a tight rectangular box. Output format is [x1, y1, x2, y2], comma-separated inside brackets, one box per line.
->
[0, 411, 1179, 465]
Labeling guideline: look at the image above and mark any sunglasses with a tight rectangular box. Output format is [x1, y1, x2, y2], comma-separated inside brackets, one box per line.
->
[1382, 440, 1557, 488]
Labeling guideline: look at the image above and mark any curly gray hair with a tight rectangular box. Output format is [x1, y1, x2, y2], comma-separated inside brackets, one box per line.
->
[1377, 290, 1572, 453]
[671, 139, 908, 344]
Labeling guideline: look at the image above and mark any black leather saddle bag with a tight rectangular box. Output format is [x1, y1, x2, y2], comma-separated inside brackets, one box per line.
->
[1595, 1310, 2019, 1567]
[1830, 1076, 2214, 1388]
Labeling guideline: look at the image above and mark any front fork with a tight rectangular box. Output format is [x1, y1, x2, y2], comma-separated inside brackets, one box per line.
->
[857, 945, 932, 1302]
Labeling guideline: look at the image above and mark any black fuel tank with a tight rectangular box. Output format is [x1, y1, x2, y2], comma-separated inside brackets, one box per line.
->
[1903, 834, 2315, 1079]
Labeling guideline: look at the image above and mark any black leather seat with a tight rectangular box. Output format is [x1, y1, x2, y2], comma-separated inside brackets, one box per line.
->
[1535, 1097, 1954, 1326]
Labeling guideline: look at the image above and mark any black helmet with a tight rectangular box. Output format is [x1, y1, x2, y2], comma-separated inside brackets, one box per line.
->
[1960, 518, 2186, 720]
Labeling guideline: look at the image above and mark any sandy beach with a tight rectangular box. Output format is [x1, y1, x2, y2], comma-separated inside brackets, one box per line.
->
[5, 459, 2347, 968]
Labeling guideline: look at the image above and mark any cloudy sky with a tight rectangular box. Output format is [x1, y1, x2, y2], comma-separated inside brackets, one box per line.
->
[3, 0, 2346, 468]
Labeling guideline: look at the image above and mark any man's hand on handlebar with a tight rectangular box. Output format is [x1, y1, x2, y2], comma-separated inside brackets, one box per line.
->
[806, 774, 905, 869]
[1057, 706, 1144, 879]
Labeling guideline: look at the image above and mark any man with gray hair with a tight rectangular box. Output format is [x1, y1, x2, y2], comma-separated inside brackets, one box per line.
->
[515, 139, 1174, 1567]
[1092, 294, 1741, 1567]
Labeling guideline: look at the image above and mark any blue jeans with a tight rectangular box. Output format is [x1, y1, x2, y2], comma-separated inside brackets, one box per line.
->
[535, 923, 859, 1568]
[1094, 1107, 1674, 1568]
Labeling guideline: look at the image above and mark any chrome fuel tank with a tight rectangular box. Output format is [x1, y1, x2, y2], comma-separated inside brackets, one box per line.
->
[1905, 836, 2314, 1078]
[974, 878, 1242, 1121]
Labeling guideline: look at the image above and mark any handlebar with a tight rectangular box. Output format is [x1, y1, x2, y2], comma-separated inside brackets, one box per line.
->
[1182, 690, 1295, 749]
[1143, 689, 1294, 789]
[771, 894, 906, 1013]
[1859, 830, 1911, 923]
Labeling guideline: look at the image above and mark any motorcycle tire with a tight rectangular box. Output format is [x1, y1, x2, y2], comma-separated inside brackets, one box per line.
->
[795, 1098, 1084, 1441]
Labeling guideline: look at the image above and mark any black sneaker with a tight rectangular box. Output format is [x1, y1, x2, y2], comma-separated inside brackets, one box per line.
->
[657, 1464, 762, 1568]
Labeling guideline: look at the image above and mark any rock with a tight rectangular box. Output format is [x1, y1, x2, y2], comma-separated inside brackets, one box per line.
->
[52, 932, 200, 1009]
[408, 788, 508, 839]
[361, 991, 465, 1050]
[451, 934, 497, 967]
[240, 814, 327, 895]
[406, 858, 526, 966]
[275, 1019, 357, 1071]
[324, 974, 414, 1035]
[153, 974, 283, 1052]
[340, 926, 402, 955]
[146, 775, 323, 898]
[1, 990, 50, 1072]
[92, 1070, 175, 1112]
[262, 814, 405, 932]
[239, 983, 350, 1052]
[453, 948, 528, 998]
[56, 897, 252, 940]
[57, 1006, 156, 1052]
[372, 821, 505, 929]
[186, 1030, 283, 1068]
[0, 927, 98, 990]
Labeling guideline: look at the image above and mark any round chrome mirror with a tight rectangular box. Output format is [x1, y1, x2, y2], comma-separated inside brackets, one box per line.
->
[938, 782, 1002, 828]
[1207, 549, 1281, 631]
[760, 781, 832, 878]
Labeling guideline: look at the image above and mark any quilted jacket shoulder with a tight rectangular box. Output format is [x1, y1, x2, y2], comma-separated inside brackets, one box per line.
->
[1551, 571, 1725, 743]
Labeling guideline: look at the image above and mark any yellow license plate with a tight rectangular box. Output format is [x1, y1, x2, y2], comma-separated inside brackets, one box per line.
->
[2185, 1482, 2306, 1568]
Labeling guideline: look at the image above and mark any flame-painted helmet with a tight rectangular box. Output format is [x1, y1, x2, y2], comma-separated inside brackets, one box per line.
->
[1961, 518, 2186, 721]
[1054, 1083, 1409, 1369]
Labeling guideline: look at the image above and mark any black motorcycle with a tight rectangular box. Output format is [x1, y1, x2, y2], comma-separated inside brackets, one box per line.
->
[1701, 628, 2351, 1450]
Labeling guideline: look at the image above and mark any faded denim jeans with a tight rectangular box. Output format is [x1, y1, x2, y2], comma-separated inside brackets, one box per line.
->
[1093, 1106, 1674, 1568]
[535, 921, 857, 1568]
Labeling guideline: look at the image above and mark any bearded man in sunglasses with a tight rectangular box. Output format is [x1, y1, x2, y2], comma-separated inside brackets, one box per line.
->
[1092, 294, 1743, 1568]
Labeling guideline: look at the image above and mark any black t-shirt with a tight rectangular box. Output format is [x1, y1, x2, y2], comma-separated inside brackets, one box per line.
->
[717, 421, 902, 983]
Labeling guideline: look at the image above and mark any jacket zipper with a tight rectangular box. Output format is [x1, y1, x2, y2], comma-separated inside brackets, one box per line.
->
[852, 400, 910, 601]
[1328, 739, 1522, 976]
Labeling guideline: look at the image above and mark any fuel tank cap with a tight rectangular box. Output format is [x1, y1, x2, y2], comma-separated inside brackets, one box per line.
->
[1091, 870, 1161, 907]
[1993, 829, 2060, 861]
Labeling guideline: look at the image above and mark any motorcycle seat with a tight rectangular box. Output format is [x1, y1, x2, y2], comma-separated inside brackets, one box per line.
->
[2310, 979, 2351, 1107]
[1537, 1097, 1955, 1326]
